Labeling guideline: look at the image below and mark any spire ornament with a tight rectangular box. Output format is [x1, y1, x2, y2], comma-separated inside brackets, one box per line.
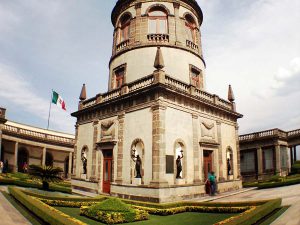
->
[228, 84, 235, 102]
[79, 83, 87, 101]
[154, 47, 165, 70]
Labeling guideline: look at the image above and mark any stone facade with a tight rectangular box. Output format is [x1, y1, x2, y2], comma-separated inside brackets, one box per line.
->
[0, 107, 74, 178]
[72, 0, 243, 202]
[239, 128, 300, 181]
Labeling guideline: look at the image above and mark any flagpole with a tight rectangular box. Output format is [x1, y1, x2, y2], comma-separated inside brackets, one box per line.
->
[47, 90, 53, 130]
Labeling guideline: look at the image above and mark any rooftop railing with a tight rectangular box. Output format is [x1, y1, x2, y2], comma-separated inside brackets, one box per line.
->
[239, 128, 293, 141]
[81, 72, 234, 112]
[3, 124, 75, 146]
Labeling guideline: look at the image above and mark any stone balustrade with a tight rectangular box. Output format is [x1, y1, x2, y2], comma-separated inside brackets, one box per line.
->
[3, 124, 75, 146]
[116, 39, 130, 52]
[186, 40, 199, 51]
[81, 72, 234, 112]
[239, 128, 291, 141]
[147, 33, 169, 42]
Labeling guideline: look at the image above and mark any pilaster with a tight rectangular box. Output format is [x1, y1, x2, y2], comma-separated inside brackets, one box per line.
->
[235, 124, 241, 179]
[115, 112, 125, 184]
[68, 152, 72, 178]
[257, 147, 263, 176]
[42, 147, 46, 166]
[216, 121, 224, 181]
[192, 114, 200, 184]
[73, 124, 79, 176]
[275, 144, 281, 174]
[150, 102, 168, 187]
[14, 142, 18, 172]
[91, 120, 99, 180]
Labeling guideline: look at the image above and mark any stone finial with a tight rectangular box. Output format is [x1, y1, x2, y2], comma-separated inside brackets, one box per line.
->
[228, 84, 235, 102]
[79, 84, 87, 101]
[154, 47, 165, 70]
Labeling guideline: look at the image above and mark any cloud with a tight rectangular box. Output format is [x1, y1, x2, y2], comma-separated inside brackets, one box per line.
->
[0, 63, 75, 133]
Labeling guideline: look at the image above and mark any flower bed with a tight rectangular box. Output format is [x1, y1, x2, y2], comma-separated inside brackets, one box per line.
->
[80, 198, 149, 224]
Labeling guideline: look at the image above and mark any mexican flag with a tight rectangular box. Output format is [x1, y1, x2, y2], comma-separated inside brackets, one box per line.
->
[52, 91, 66, 111]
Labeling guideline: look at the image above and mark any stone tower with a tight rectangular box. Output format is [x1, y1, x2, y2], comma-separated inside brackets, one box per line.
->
[71, 0, 243, 203]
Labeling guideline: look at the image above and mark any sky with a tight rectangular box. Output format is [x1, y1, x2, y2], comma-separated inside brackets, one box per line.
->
[0, 0, 299, 135]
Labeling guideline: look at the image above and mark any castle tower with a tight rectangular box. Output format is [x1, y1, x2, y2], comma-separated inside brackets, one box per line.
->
[109, 0, 206, 91]
[72, 0, 243, 203]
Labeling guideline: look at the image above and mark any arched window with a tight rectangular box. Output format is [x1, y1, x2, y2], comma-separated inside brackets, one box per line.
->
[185, 14, 197, 43]
[118, 14, 131, 44]
[148, 7, 168, 34]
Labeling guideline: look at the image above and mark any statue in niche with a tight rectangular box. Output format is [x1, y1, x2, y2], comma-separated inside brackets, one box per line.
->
[131, 148, 142, 178]
[201, 122, 215, 138]
[176, 151, 184, 179]
[101, 120, 115, 140]
[227, 158, 232, 175]
[81, 150, 87, 174]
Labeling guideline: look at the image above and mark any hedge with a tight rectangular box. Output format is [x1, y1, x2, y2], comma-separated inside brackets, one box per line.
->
[257, 177, 300, 189]
[8, 187, 86, 225]
[0, 177, 72, 193]
[217, 198, 282, 225]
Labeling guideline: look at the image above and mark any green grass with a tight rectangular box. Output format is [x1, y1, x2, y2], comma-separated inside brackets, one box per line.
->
[259, 206, 290, 225]
[55, 207, 237, 225]
[1, 191, 47, 225]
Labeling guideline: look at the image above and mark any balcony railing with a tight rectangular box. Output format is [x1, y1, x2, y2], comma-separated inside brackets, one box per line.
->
[3, 124, 75, 146]
[186, 40, 199, 51]
[116, 39, 130, 52]
[147, 33, 169, 42]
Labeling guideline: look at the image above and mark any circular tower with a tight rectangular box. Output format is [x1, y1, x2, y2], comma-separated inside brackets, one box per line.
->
[109, 0, 205, 91]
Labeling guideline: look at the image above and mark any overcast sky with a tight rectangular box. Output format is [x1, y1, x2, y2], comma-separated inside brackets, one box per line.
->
[0, 0, 299, 135]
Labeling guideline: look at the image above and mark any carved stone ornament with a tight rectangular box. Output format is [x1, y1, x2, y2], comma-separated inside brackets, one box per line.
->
[201, 122, 215, 138]
[101, 120, 116, 140]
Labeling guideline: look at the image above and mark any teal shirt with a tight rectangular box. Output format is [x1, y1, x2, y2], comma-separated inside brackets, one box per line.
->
[209, 174, 215, 183]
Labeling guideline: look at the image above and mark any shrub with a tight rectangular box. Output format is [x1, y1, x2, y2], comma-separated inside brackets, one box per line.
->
[80, 198, 149, 224]
[258, 177, 300, 189]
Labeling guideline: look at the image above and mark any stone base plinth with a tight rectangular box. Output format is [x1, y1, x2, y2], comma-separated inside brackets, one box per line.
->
[132, 178, 142, 185]
[175, 179, 185, 185]
[80, 174, 87, 180]
[71, 178, 99, 194]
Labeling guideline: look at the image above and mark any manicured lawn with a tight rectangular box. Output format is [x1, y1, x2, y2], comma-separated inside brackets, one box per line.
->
[55, 206, 237, 225]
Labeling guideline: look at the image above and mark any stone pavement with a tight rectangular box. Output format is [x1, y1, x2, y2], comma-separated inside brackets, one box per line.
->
[0, 186, 31, 225]
[209, 184, 300, 225]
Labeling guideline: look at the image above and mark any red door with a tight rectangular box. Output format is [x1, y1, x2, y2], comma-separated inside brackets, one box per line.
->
[203, 150, 213, 180]
[103, 157, 112, 194]
[102, 150, 113, 194]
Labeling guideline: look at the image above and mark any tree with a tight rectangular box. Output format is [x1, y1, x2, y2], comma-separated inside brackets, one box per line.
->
[28, 165, 63, 190]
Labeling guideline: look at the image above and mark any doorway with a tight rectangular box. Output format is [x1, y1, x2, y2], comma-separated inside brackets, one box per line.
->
[18, 148, 29, 172]
[102, 150, 113, 194]
[203, 150, 213, 180]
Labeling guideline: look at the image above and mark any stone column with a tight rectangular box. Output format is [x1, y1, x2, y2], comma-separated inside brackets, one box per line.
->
[14, 142, 19, 172]
[150, 102, 168, 187]
[135, 3, 142, 44]
[173, 2, 181, 45]
[73, 124, 79, 177]
[275, 145, 281, 174]
[115, 112, 125, 184]
[192, 114, 200, 184]
[91, 120, 99, 180]
[235, 124, 241, 179]
[257, 147, 263, 176]
[216, 121, 224, 181]
[294, 147, 297, 161]
[42, 147, 46, 166]
[68, 152, 72, 178]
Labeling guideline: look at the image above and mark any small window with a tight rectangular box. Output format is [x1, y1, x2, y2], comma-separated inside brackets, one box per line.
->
[185, 14, 197, 43]
[112, 64, 126, 89]
[148, 7, 168, 34]
[118, 14, 131, 44]
[190, 65, 203, 89]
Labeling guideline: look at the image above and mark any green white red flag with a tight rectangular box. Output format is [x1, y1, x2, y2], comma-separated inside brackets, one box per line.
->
[52, 91, 66, 111]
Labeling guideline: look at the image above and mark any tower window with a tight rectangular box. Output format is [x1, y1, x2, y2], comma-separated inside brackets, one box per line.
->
[185, 14, 197, 43]
[148, 7, 168, 34]
[113, 64, 126, 89]
[190, 65, 203, 89]
[118, 14, 131, 44]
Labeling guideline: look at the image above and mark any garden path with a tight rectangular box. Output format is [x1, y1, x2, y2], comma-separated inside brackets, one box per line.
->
[0, 186, 31, 225]
[209, 184, 300, 225]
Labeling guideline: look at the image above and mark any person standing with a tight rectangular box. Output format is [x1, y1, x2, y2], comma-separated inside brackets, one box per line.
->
[209, 171, 216, 196]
